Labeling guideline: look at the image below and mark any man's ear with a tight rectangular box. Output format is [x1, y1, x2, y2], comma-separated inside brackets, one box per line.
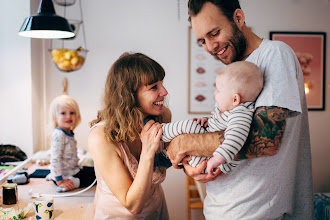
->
[233, 94, 241, 107]
[233, 9, 245, 29]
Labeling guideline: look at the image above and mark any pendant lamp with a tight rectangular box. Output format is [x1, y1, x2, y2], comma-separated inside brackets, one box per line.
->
[18, 0, 75, 39]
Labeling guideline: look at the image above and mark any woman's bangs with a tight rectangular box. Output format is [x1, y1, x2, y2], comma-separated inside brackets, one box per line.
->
[141, 64, 165, 86]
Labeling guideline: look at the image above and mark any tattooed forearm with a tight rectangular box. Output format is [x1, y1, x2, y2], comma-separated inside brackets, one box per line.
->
[235, 106, 289, 160]
[218, 131, 225, 144]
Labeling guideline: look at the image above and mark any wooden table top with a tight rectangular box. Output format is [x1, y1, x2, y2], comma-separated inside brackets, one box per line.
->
[0, 162, 96, 220]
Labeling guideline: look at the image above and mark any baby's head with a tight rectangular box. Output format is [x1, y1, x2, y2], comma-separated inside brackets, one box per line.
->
[49, 95, 81, 131]
[215, 61, 263, 112]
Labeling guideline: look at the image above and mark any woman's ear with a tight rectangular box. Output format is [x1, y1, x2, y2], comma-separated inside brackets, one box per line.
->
[233, 94, 241, 107]
[233, 9, 245, 29]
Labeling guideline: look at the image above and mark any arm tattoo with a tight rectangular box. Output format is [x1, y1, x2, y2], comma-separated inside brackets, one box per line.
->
[218, 131, 225, 143]
[235, 106, 289, 160]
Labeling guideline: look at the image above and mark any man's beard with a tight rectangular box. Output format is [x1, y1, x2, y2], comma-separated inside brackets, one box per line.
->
[230, 22, 247, 62]
[215, 22, 247, 64]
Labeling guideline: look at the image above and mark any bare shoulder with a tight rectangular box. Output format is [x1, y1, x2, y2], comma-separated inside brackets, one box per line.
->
[88, 124, 121, 157]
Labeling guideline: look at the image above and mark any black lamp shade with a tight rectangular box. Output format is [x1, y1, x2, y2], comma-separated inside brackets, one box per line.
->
[18, 0, 75, 39]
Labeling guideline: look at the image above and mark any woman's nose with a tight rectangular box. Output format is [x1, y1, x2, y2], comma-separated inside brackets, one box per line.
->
[160, 86, 168, 97]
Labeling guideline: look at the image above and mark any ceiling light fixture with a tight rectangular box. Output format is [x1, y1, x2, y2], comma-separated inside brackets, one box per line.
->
[18, 0, 74, 39]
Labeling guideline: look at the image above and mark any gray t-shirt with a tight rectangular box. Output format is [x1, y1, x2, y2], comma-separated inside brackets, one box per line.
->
[204, 39, 313, 220]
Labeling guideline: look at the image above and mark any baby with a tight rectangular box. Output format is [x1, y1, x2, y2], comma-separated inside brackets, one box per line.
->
[161, 61, 263, 174]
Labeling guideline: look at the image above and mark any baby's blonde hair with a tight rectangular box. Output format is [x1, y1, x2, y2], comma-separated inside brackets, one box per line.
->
[49, 95, 81, 131]
[218, 61, 263, 102]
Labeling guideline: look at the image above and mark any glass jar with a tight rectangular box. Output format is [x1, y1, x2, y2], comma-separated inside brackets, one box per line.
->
[2, 183, 17, 205]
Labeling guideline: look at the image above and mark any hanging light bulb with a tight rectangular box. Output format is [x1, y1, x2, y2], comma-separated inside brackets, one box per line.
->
[18, 0, 75, 39]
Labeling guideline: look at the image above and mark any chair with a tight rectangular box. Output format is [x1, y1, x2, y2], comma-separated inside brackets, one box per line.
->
[186, 176, 203, 220]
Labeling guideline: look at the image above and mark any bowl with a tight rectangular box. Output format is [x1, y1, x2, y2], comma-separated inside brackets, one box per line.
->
[54, 0, 76, 6]
[50, 47, 87, 72]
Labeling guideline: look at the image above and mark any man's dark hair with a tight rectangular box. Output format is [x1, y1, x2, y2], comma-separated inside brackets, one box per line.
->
[188, 0, 241, 22]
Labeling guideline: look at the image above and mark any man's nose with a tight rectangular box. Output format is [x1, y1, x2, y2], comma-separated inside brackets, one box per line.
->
[205, 39, 217, 53]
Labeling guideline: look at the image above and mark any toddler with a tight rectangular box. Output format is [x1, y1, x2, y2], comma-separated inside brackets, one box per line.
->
[49, 95, 95, 192]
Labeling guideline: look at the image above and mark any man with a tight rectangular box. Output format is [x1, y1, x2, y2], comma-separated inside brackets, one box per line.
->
[167, 0, 313, 219]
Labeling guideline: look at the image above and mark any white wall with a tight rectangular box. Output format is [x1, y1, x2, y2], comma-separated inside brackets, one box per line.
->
[1, 0, 330, 219]
[0, 1, 34, 157]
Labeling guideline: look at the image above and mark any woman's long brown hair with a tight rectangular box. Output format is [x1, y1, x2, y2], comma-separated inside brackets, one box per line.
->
[90, 52, 165, 143]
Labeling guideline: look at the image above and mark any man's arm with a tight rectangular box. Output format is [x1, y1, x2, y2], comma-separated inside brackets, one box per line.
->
[166, 131, 223, 168]
[167, 106, 289, 168]
[235, 106, 288, 160]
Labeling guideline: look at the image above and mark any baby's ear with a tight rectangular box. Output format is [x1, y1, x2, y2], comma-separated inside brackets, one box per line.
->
[232, 94, 241, 106]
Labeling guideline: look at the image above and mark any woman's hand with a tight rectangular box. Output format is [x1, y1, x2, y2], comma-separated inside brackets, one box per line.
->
[140, 120, 163, 158]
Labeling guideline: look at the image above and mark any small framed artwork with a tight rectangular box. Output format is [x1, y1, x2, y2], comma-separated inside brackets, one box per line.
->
[188, 26, 225, 114]
[270, 31, 326, 111]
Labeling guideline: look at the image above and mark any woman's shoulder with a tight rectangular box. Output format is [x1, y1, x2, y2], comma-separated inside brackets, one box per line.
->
[88, 123, 121, 156]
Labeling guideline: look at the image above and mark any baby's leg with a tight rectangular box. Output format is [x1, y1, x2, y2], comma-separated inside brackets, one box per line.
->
[189, 156, 210, 173]
[219, 159, 241, 173]
[162, 119, 207, 142]
[188, 157, 241, 174]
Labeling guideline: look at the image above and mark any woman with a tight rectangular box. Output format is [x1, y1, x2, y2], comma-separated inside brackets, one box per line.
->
[88, 52, 171, 219]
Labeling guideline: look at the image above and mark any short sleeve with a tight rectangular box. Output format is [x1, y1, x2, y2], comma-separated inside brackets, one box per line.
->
[247, 40, 302, 116]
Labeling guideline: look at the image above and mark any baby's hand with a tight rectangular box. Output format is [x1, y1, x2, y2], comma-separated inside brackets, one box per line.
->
[193, 117, 208, 127]
[206, 154, 226, 176]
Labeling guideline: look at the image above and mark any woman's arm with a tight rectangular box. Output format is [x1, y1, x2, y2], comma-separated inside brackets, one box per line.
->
[88, 121, 162, 214]
[167, 106, 288, 167]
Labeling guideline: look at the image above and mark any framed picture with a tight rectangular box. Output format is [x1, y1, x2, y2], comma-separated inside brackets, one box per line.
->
[188, 27, 225, 114]
[270, 31, 326, 110]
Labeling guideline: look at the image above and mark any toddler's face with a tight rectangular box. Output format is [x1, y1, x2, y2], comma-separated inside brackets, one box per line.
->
[56, 105, 77, 133]
[214, 74, 235, 112]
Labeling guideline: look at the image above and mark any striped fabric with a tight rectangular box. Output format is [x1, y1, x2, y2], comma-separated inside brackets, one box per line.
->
[162, 102, 255, 173]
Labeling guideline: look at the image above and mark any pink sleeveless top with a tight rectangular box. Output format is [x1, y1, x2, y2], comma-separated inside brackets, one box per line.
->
[91, 123, 169, 220]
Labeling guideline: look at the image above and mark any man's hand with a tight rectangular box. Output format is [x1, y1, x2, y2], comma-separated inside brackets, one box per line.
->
[166, 142, 186, 169]
[166, 132, 222, 168]
[182, 157, 223, 183]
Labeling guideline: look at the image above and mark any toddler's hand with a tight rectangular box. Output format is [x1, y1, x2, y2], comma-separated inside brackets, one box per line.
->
[56, 179, 75, 191]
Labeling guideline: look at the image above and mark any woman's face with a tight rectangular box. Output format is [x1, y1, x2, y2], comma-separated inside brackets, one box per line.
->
[137, 80, 168, 116]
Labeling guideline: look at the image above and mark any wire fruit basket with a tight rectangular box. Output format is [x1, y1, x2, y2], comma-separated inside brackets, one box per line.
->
[50, 47, 87, 72]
